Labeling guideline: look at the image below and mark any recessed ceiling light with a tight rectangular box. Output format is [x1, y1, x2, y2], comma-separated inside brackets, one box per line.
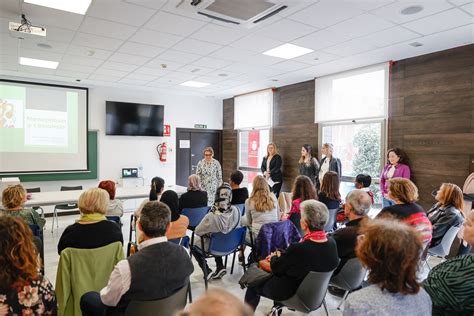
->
[263, 43, 314, 59]
[180, 81, 210, 88]
[24, 0, 92, 15]
[409, 42, 423, 47]
[19, 57, 58, 69]
[401, 5, 423, 15]
[36, 43, 52, 49]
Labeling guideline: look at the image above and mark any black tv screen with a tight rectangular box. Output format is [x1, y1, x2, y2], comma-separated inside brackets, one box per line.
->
[106, 101, 164, 136]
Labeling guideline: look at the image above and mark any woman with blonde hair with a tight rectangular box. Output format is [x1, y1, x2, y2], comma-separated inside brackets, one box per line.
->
[57, 188, 123, 254]
[197, 147, 222, 205]
[260, 142, 283, 198]
[1, 184, 45, 229]
[318, 143, 342, 190]
[427, 183, 464, 248]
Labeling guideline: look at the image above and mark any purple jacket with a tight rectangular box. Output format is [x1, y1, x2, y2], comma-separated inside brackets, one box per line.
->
[254, 220, 301, 260]
[380, 163, 411, 194]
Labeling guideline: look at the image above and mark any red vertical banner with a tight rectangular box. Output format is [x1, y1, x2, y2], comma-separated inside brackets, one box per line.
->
[247, 130, 260, 168]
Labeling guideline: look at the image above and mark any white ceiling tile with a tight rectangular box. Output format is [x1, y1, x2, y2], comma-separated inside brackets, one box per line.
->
[0, 35, 18, 55]
[57, 63, 97, 73]
[294, 51, 340, 65]
[124, 0, 167, 10]
[229, 34, 285, 53]
[192, 56, 232, 69]
[287, 1, 364, 28]
[36, 26, 76, 43]
[119, 42, 165, 58]
[94, 68, 129, 77]
[348, 0, 397, 11]
[459, 2, 474, 15]
[0, 0, 20, 19]
[124, 73, 159, 81]
[240, 54, 283, 66]
[19, 65, 56, 75]
[129, 29, 183, 48]
[0, 54, 18, 64]
[371, 1, 454, 24]
[79, 17, 138, 40]
[255, 18, 318, 42]
[101, 61, 138, 72]
[56, 70, 91, 79]
[152, 76, 185, 85]
[72, 32, 124, 51]
[222, 63, 257, 73]
[211, 79, 245, 87]
[191, 75, 225, 84]
[146, 80, 172, 88]
[66, 45, 114, 60]
[322, 39, 377, 57]
[118, 78, 150, 85]
[270, 60, 309, 71]
[0, 61, 19, 71]
[19, 49, 62, 62]
[209, 47, 256, 62]
[190, 24, 247, 45]
[327, 13, 394, 38]
[206, 69, 242, 79]
[157, 49, 201, 64]
[87, 0, 156, 27]
[177, 64, 215, 76]
[162, 71, 196, 81]
[144, 11, 207, 37]
[403, 8, 473, 35]
[448, 0, 473, 6]
[22, 3, 84, 30]
[61, 54, 104, 67]
[109, 52, 150, 66]
[20, 39, 69, 54]
[146, 58, 185, 70]
[134, 66, 170, 76]
[0, 17, 10, 33]
[88, 74, 121, 82]
[359, 26, 420, 47]
[409, 23, 474, 51]
[291, 29, 352, 51]
[172, 39, 222, 55]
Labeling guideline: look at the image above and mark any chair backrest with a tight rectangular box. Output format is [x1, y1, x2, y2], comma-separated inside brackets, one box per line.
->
[169, 236, 190, 249]
[29, 224, 42, 238]
[324, 208, 338, 232]
[26, 187, 41, 193]
[181, 206, 209, 227]
[429, 225, 462, 256]
[106, 216, 121, 224]
[60, 185, 83, 191]
[233, 203, 245, 216]
[208, 226, 246, 257]
[330, 258, 367, 291]
[283, 269, 336, 313]
[124, 282, 188, 316]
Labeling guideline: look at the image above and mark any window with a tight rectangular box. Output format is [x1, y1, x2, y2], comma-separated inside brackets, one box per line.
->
[234, 89, 273, 130]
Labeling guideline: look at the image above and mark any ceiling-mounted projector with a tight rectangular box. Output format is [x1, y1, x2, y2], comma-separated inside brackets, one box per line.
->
[9, 14, 46, 38]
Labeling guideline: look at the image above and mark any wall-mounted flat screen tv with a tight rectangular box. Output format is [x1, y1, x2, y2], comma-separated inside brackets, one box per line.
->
[106, 101, 164, 136]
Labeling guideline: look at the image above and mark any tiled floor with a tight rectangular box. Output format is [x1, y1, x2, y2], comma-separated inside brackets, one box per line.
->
[43, 212, 439, 315]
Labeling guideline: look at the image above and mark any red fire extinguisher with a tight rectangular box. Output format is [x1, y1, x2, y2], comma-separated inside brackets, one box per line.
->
[156, 142, 167, 162]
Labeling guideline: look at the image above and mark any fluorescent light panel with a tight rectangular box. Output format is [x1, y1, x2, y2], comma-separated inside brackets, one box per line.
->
[263, 43, 314, 59]
[180, 81, 210, 88]
[19, 57, 59, 69]
[24, 0, 92, 15]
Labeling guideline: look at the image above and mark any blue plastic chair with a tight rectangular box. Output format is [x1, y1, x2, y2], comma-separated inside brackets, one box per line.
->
[233, 204, 245, 216]
[181, 207, 210, 246]
[29, 224, 44, 273]
[193, 226, 247, 289]
[106, 215, 122, 228]
[169, 236, 190, 249]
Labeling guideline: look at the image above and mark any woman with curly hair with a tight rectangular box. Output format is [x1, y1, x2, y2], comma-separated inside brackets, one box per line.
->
[1, 184, 45, 229]
[343, 218, 432, 315]
[0, 217, 57, 315]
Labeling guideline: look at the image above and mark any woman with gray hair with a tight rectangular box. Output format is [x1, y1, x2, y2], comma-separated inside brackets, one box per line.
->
[244, 199, 339, 311]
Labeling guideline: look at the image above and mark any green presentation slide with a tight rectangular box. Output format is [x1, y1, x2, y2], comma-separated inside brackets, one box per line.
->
[0, 83, 79, 154]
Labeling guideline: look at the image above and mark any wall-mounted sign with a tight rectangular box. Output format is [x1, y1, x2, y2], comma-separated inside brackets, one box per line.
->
[194, 124, 207, 129]
[163, 124, 171, 136]
[179, 140, 190, 148]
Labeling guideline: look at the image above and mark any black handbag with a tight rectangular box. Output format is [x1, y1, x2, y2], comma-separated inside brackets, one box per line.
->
[238, 263, 272, 289]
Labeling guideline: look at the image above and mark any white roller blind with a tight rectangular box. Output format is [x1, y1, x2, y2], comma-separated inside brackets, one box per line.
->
[315, 63, 388, 123]
[234, 89, 273, 129]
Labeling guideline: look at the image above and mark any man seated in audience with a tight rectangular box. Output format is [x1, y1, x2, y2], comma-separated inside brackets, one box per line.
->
[177, 289, 253, 316]
[230, 170, 249, 205]
[191, 183, 241, 280]
[328, 189, 371, 296]
[355, 174, 374, 204]
[80, 201, 194, 315]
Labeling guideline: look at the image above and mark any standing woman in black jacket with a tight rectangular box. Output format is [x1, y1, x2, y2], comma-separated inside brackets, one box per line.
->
[299, 144, 320, 187]
[261, 142, 283, 198]
[318, 143, 342, 191]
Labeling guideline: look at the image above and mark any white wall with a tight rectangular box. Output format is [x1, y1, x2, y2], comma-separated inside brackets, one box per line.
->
[22, 85, 222, 211]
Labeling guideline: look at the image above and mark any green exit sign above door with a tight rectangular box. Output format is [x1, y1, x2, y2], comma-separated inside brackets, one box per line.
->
[194, 124, 207, 129]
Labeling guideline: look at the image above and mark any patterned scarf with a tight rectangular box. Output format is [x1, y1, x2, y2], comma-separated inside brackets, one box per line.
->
[302, 230, 327, 242]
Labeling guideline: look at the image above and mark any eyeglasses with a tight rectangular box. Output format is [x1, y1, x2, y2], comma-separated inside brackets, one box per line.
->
[204, 154, 212, 157]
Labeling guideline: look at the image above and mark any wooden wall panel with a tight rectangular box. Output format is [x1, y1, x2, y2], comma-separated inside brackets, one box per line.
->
[222, 98, 237, 182]
[389, 44, 474, 209]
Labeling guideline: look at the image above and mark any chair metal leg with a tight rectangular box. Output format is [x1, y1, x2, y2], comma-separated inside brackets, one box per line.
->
[51, 207, 57, 233]
[203, 258, 209, 290]
[231, 250, 237, 274]
[188, 283, 193, 303]
[322, 299, 329, 316]
[190, 231, 195, 248]
[224, 255, 228, 269]
[337, 290, 349, 310]
[242, 252, 246, 272]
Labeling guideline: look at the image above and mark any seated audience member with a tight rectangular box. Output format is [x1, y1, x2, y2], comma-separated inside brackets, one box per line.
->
[344, 218, 432, 315]
[160, 190, 189, 240]
[134, 176, 165, 218]
[57, 188, 123, 254]
[80, 201, 194, 315]
[0, 217, 57, 314]
[318, 171, 342, 210]
[98, 180, 124, 217]
[355, 174, 374, 204]
[0, 184, 45, 229]
[178, 174, 208, 211]
[427, 183, 465, 248]
[178, 289, 253, 316]
[230, 170, 249, 205]
[332, 189, 371, 275]
[191, 183, 241, 280]
[286, 175, 317, 232]
[423, 210, 474, 315]
[244, 200, 339, 311]
[376, 178, 432, 247]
